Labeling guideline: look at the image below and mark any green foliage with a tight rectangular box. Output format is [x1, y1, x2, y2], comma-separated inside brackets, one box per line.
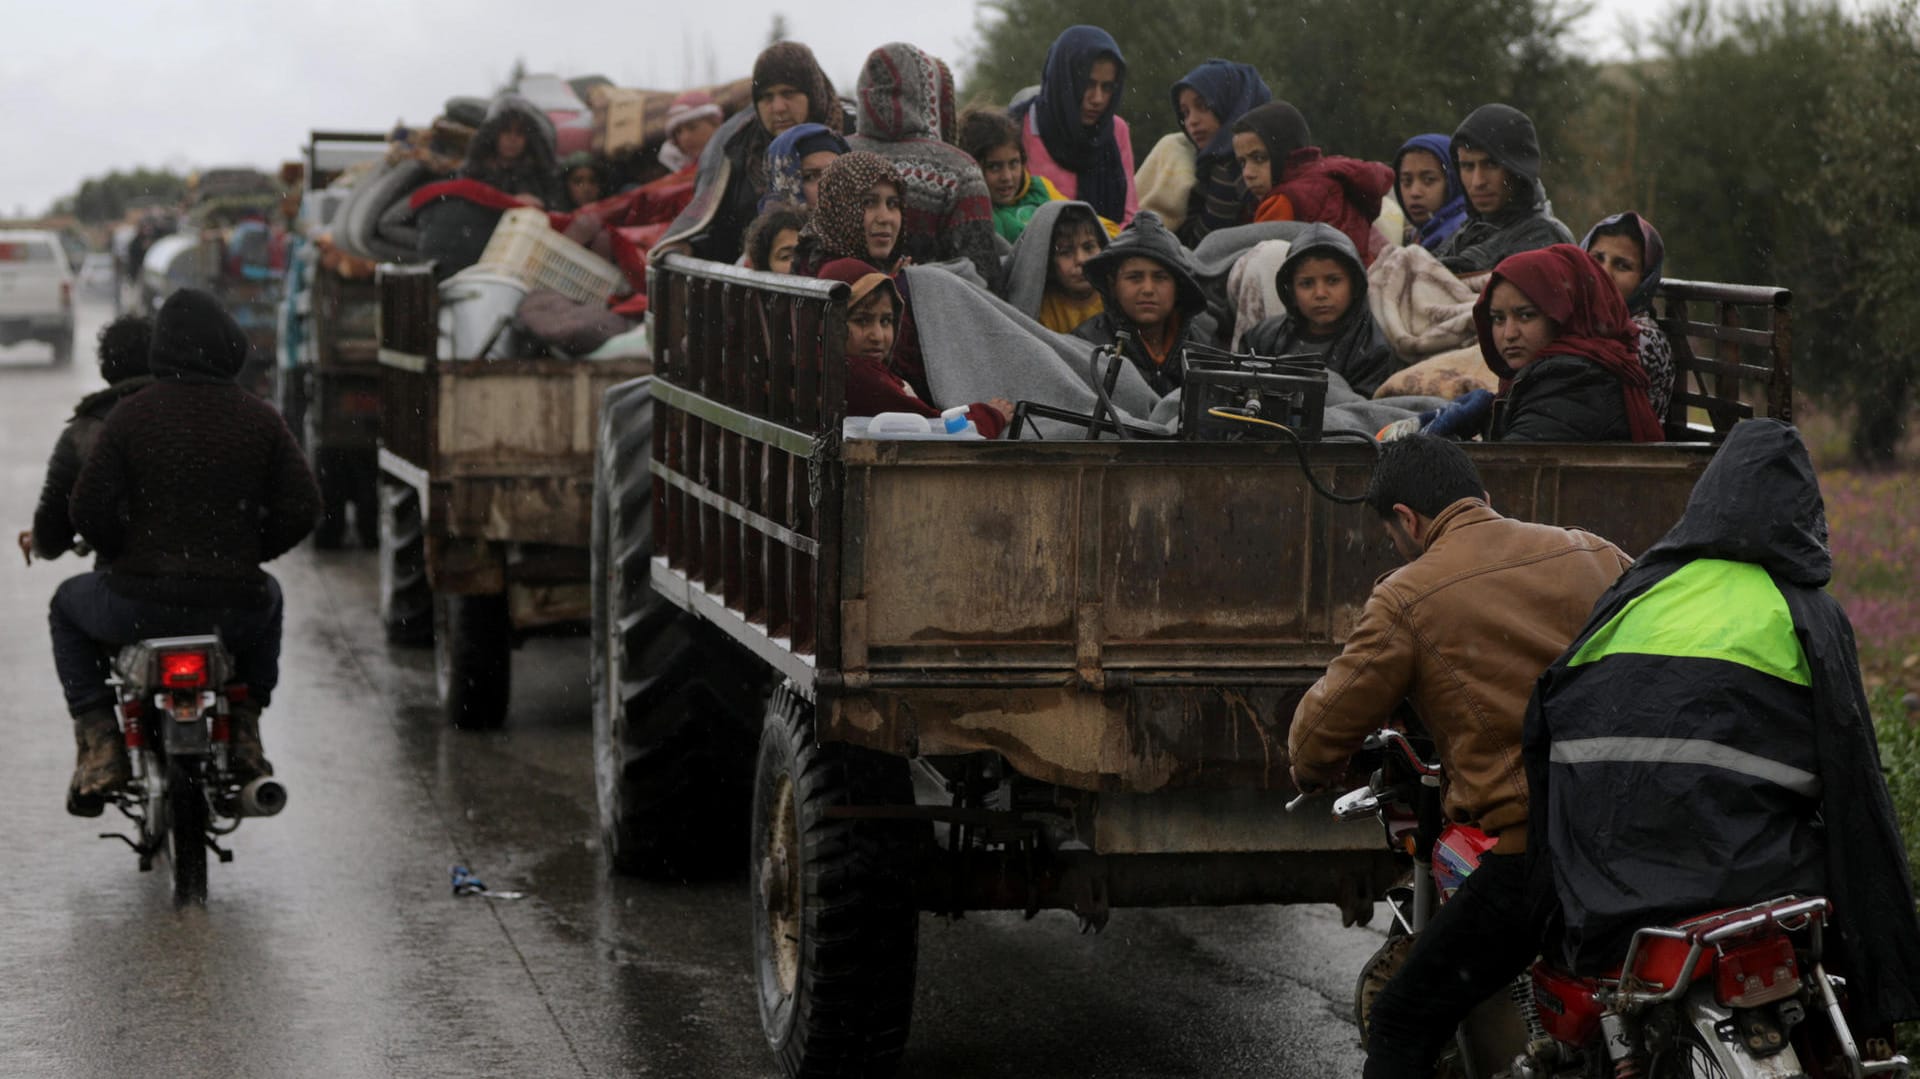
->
[1570, 0, 1920, 461]
[964, 0, 1590, 166]
[58, 168, 188, 224]
[1872, 685, 1920, 894]
[1797, 1, 1920, 461]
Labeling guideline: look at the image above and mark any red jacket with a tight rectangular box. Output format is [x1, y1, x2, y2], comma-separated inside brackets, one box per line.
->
[1267, 148, 1393, 266]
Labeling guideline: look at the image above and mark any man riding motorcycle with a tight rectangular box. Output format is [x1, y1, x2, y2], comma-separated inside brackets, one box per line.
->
[1286, 435, 1632, 1079]
[50, 288, 320, 816]
[1525, 418, 1920, 1041]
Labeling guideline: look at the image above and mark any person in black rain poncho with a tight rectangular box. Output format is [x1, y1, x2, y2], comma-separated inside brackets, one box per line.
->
[1524, 418, 1920, 1040]
[1434, 104, 1573, 276]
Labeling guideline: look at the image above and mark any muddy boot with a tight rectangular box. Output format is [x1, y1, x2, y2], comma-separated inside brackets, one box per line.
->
[228, 701, 274, 783]
[67, 707, 130, 817]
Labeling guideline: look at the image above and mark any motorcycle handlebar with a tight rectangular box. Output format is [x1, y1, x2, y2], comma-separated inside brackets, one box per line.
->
[1362, 729, 1442, 778]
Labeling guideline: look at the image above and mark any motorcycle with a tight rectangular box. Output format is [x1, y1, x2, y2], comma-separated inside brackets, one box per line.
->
[100, 634, 287, 906]
[1314, 728, 1910, 1079]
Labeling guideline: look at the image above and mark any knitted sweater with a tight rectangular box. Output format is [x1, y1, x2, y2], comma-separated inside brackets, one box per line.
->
[849, 43, 1000, 282]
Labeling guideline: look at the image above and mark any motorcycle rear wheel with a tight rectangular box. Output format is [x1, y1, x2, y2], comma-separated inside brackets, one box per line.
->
[168, 762, 208, 906]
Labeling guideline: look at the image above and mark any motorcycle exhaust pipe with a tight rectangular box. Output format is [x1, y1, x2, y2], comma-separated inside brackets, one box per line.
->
[238, 777, 288, 817]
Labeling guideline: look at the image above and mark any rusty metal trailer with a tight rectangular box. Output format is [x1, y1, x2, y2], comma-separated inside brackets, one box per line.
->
[592, 253, 1792, 1077]
[376, 263, 648, 728]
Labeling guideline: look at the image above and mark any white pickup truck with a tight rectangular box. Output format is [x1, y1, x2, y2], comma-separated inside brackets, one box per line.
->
[0, 229, 75, 365]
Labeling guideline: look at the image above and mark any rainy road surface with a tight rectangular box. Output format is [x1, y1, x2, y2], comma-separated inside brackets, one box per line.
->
[0, 297, 1387, 1078]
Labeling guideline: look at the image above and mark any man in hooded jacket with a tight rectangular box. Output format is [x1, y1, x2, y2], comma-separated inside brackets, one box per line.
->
[1434, 104, 1574, 276]
[1524, 418, 1920, 1040]
[848, 43, 1000, 283]
[52, 289, 321, 816]
[658, 42, 844, 264]
[1241, 222, 1402, 397]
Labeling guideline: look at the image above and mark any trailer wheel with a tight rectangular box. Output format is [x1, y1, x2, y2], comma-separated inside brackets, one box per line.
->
[591, 377, 766, 878]
[435, 592, 511, 730]
[752, 682, 922, 1078]
[378, 480, 433, 645]
[312, 451, 349, 550]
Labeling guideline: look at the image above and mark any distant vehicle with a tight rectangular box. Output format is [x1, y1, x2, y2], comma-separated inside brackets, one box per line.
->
[78, 252, 118, 298]
[0, 229, 76, 364]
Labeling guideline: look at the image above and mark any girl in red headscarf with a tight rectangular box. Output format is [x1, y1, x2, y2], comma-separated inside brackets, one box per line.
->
[1474, 244, 1663, 443]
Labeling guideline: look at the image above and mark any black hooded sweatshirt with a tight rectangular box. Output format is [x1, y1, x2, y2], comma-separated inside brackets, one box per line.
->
[1073, 211, 1219, 394]
[1523, 419, 1920, 1033]
[1434, 105, 1574, 275]
[71, 289, 320, 610]
[1240, 222, 1401, 397]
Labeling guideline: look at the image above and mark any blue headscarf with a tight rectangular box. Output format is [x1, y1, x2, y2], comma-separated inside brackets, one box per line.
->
[1581, 211, 1666, 314]
[1171, 60, 1272, 164]
[1012, 25, 1128, 222]
[1395, 134, 1468, 252]
[760, 122, 851, 213]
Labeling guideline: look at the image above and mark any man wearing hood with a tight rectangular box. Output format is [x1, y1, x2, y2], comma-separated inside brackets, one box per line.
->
[1525, 418, 1920, 1042]
[1434, 104, 1574, 276]
[847, 43, 1000, 282]
[52, 289, 321, 816]
[658, 42, 844, 264]
[1072, 211, 1217, 394]
[1241, 223, 1402, 397]
[23, 315, 154, 565]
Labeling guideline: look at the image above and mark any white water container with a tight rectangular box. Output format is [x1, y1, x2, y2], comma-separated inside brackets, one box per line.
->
[437, 269, 527, 360]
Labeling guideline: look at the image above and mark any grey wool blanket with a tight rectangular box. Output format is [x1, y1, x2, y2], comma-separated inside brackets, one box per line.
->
[900, 265, 1448, 439]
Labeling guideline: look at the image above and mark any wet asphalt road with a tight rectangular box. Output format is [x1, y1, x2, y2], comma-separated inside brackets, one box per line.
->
[0, 297, 1386, 1078]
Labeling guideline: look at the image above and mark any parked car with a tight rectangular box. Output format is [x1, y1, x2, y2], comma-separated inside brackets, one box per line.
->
[0, 230, 76, 364]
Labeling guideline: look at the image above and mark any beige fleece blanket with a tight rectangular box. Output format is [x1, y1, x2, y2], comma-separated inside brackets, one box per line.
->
[1366, 243, 1478, 361]
[1374, 345, 1499, 400]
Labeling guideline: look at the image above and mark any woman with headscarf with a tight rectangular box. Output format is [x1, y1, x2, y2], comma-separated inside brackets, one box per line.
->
[847, 43, 999, 282]
[1394, 133, 1468, 252]
[791, 152, 905, 277]
[657, 41, 843, 263]
[1582, 211, 1675, 422]
[1011, 26, 1138, 227]
[1475, 244, 1663, 443]
[760, 123, 850, 212]
[1165, 60, 1271, 245]
[1233, 102, 1394, 265]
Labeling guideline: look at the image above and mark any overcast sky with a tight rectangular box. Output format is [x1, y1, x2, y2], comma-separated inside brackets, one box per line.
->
[4, 0, 1670, 217]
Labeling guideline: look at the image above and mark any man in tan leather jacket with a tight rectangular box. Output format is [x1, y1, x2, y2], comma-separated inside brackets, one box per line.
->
[1287, 435, 1629, 1079]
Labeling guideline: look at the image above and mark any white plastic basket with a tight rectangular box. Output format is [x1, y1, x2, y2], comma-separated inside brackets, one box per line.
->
[474, 207, 625, 304]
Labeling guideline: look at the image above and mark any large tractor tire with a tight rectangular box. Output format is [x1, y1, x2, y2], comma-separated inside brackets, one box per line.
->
[435, 592, 512, 730]
[751, 682, 923, 1078]
[591, 377, 767, 879]
[378, 479, 433, 646]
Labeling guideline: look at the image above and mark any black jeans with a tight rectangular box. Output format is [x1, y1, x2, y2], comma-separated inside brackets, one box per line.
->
[48, 571, 284, 715]
[1363, 850, 1556, 1079]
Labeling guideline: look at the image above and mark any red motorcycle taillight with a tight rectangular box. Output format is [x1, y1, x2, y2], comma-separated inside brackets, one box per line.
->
[160, 651, 209, 689]
[1715, 935, 1800, 1007]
